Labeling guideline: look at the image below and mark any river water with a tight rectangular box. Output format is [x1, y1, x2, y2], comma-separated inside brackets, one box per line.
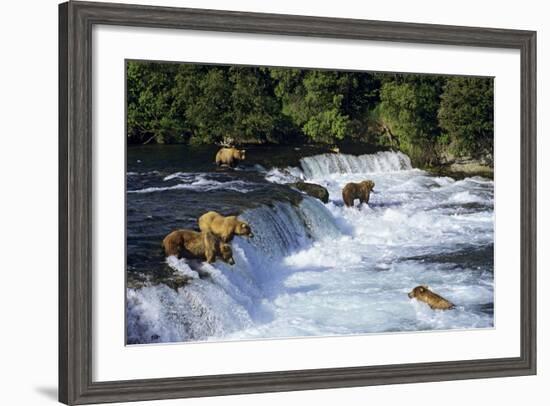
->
[126, 145, 494, 344]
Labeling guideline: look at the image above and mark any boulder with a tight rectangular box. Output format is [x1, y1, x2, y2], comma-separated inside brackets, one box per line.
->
[289, 182, 329, 203]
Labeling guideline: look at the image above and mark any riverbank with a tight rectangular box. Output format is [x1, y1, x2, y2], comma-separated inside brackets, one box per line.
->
[128, 142, 493, 180]
[424, 159, 494, 180]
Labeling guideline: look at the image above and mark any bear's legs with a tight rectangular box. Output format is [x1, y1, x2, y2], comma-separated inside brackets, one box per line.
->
[205, 249, 216, 263]
[360, 191, 370, 205]
[163, 239, 182, 257]
[342, 195, 352, 207]
[203, 232, 217, 263]
[218, 228, 234, 243]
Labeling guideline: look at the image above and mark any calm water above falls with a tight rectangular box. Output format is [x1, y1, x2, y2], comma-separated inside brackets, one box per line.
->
[126, 145, 494, 344]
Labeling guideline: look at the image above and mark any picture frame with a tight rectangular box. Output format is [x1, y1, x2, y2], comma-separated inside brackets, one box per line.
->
[59, 1, 537, 404]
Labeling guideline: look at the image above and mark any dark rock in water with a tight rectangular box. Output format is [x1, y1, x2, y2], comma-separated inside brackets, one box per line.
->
[127, 268, 193, 292]
[164, 274, 193, 291]
[127, 279, 147, 290]
[289, 182, 329, 203]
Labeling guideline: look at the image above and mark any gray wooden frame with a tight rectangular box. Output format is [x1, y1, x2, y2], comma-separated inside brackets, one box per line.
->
[59, 1, 537, 404]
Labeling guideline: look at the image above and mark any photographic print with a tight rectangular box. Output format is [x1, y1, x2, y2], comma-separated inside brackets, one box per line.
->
[125, 61, 494, 345]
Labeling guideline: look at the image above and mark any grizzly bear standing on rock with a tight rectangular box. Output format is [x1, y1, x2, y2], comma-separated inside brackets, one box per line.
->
[198, 211, 253, 242]
[342, 180, 375, 207]
[162, 229, 235, 265]
[215, 147, 246, 167]
[408, 285, 455, 310]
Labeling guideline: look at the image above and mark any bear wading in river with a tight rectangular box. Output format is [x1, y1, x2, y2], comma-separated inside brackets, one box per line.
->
[342, 180, 375, 207]
[215, 147, 246, 168]
[198, 211, 253, 243]
[408, 285, 455, 310]
[162, 229, 235, 265]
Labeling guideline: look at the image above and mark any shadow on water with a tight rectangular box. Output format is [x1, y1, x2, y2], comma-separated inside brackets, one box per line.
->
[367, 201, 403, 209]
[400, 244, 494, 270]
[284, 284, 323, 295]
[428, 201, 493, 213]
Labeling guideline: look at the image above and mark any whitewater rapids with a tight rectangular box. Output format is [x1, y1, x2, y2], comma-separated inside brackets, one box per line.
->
[127, 150, 494, 344]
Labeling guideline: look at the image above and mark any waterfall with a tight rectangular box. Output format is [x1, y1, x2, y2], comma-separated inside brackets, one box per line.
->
[300, 151, 413, 179]
[127, 196, 342, 344]
[126, 149, 494, 344]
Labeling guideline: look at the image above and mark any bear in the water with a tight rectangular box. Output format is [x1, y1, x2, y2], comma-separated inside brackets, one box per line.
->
[198, 211, 253, 243]
[408, 285, 455, 310]
[342, 180, 375, 207]
[162, 229, 234, 265]
[215, 147, 246, 167]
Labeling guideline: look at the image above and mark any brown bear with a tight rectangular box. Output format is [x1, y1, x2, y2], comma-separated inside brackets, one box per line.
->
[162, 229, 235, 265]
[215, 147, 246, 167]
[408, 285, 455, 310]
[342, 180, 375, 207]
[198, 211, 253, 243]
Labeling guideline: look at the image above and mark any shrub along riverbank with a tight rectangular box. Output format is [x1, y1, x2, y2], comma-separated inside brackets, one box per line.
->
[127, 61, 494, 170]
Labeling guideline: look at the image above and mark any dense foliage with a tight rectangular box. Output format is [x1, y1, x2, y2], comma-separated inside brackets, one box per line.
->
[438, 77, 494, 162]
[127, 62, 184, 144]
[377, 75, 445, 164]
[127, 61, 493, 165]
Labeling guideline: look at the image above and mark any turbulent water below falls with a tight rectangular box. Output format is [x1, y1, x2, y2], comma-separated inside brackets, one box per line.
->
[126, 146, 494, 344]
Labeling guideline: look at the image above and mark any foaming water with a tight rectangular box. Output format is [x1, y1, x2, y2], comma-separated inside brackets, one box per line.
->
[126, 150, 494, 344]
[127, 197, 343, 343]
[300, 151, 412, 178]
[128, 173, 257, 194]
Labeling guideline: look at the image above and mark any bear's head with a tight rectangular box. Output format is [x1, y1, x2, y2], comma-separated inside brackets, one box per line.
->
[408, 285, 429, 299]
[235, 220, 253, 238]
[233, 149, 246, 160]
[219, 243, 235, 265]
[361, 180, 375, 191]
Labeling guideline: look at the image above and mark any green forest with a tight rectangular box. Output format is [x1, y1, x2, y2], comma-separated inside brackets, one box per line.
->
[127, 61, 494, 166]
